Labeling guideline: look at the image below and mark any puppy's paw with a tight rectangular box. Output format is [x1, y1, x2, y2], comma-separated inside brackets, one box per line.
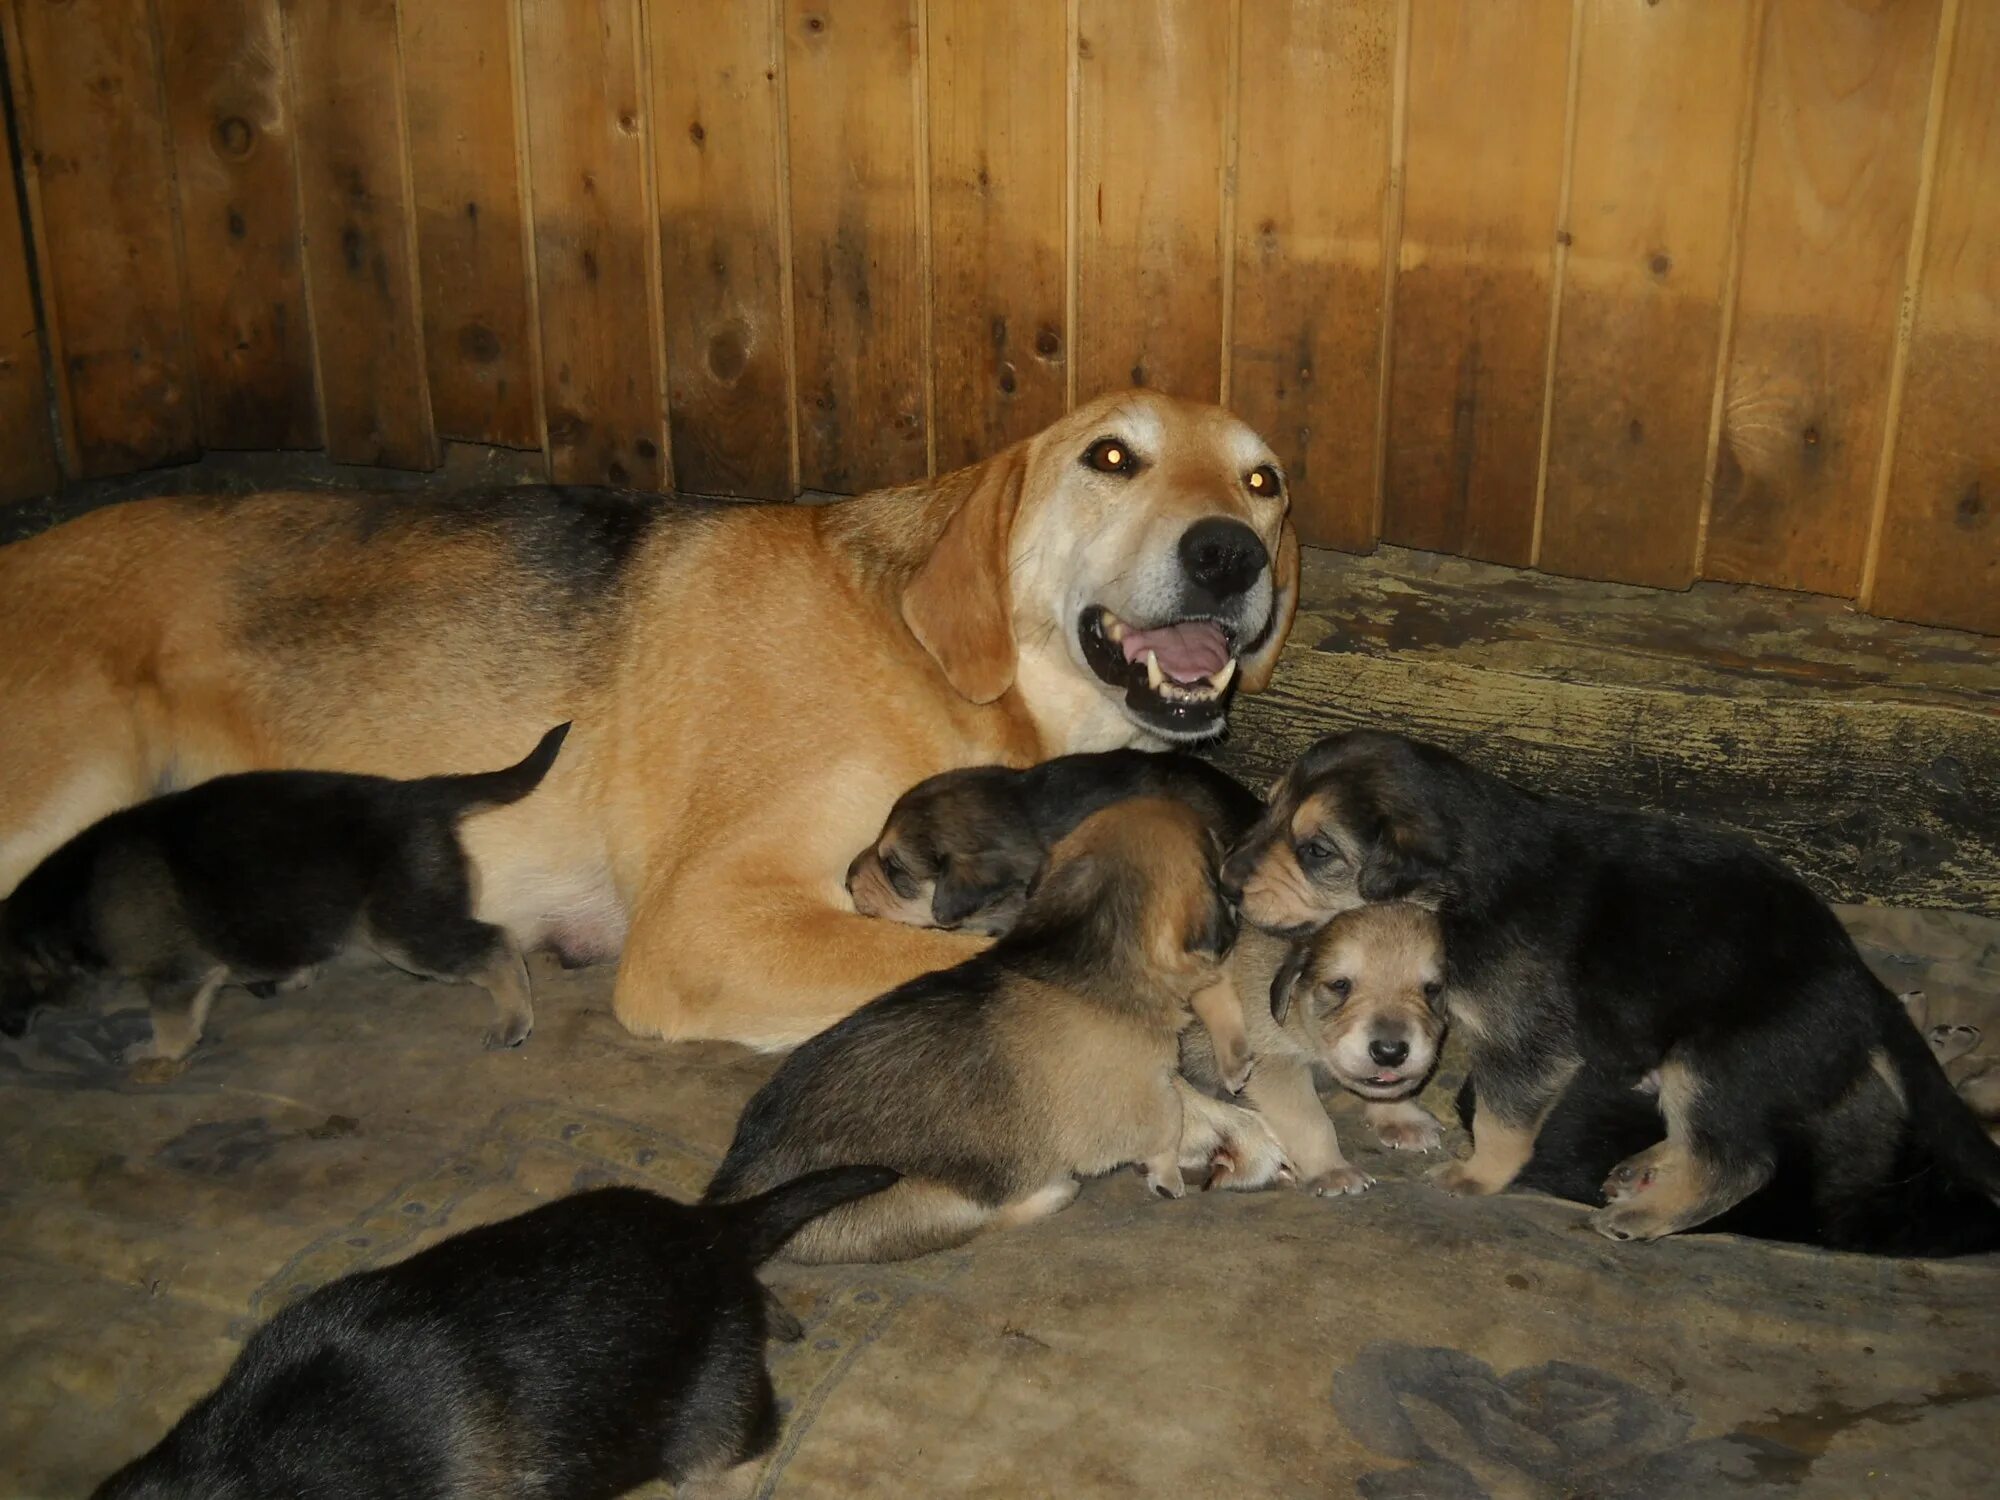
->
[1369, 1104, 1444, 1154]
[1142, 1159, 1187, 1200]
[1306, 1164, 1376, 1197]
[1589, 1200, 1677, 1243]
[1427, 1159, 1501, 1197]
[1219, 1046, 1255, 1096]
[483, 1016, 533, 1050]
[121, 1038, 162, 1065]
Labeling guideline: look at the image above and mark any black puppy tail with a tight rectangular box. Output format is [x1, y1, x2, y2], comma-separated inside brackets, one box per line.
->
[724, 1164, 903, 1265]
[1884, 1006, 2000, 1204]
[422, 722, 571, 817]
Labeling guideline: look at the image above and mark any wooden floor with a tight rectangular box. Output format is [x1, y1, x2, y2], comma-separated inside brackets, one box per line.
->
[8, 448, 1995, 915]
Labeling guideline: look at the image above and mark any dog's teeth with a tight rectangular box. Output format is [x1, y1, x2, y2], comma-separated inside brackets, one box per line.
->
[1208, 659, 1237, 692]
[1145, 651, 1164, 690]
[1104, 610, 1127, 642]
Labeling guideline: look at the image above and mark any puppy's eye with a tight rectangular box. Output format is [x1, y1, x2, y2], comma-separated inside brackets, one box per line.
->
[880, 852, 919, 900]
[1246, 464, 1282, 498]
[1326, 977, 1353, 1001]
[1296, 835, 1339, 868]
[1422, 979, 1444, 1002]
[1082, 437, 1138, 476]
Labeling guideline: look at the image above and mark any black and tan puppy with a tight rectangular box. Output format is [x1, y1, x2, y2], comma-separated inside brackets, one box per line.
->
[1223, 729, 2000, 1247]
[708, 798, 1292, 1262]
[846, 749, 1263, 1085]
[0, 725, 569, 1062]
[93, 1166, 899, 1500]
[1184, 906, 1452, 1194]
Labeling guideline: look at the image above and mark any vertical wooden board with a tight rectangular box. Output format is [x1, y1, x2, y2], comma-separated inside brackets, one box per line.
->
[157, 0, 319, 451]
[7, 0, 196, 476]
[519, 0, 667, 489]
[1537, 0, 1754, 589]
[1074, 0, 1229, 402]
[1383, 0, 1571, 567]
[785, 0, 926, 493]
[651, 0, 791, 498]
[1705, 0, 1939, 596]
[400, 0, 538, 450]
[1870, 2, 2000, 635]
[927, 0, 1066, 471]
[283, 0, 437, 469]
[1230, 0, 1397, 553]
[0, 98, 57, 500]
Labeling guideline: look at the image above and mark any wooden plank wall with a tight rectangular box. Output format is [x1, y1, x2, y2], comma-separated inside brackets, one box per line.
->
[1, 0, 1994, 636]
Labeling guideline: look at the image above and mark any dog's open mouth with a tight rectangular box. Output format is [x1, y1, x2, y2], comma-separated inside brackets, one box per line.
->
[1343, 1069, 1421, 1101]
[1078, 607, 1239, 734]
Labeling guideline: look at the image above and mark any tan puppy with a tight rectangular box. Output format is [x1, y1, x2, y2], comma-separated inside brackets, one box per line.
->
[1185, 909, 1449, 1195]
[701, 799, 1291, 1262]
[0, 392, 1298, 1049]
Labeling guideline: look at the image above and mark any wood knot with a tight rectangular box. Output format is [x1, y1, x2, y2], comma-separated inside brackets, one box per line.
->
[458, 322, 502, 364]
[1034, 326, 1061, 359]
[688, 120, 706, 146]
[997, 362, 1018, 396]
[1649, 252, 1671, 277]
[213, 115, 254, 159]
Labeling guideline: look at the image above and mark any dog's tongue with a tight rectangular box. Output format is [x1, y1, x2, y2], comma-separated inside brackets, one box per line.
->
[1119, 621, 1229, 683]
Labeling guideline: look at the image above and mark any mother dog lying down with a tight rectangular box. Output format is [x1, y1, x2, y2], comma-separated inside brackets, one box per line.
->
[0, 391, 1297, 1048]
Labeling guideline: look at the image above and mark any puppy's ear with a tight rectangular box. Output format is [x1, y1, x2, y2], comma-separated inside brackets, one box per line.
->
[1185, 879, 1238, 958]
[1270, 942, 1311, 1023]
[1352, 762, 1449, 901]
[901, 444, 1028, 704]
[932, 853, 1032, 933]
[1238, 515, 1299, 695]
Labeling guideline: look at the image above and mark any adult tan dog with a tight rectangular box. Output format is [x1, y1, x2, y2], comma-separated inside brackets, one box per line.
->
[0, 391, 1298, 1049]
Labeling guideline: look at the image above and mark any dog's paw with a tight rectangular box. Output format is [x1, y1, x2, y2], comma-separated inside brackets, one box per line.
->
[1588, 1200, 1677, 1243]
[1370, 1109, 1444, 1154]
[1219, 1049, 1255, 1095]
[1306, 1164, 1376, 1197]
[121, 1038, 162, 1065]
[483, 1017, 533, 1050]
[1426, 1159, 1500, 1197]
[1927, 1022, 1982, 1067]
[1142, 1160, 1187, 1200]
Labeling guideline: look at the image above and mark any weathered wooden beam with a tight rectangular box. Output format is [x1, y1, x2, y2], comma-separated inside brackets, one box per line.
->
[1210, 547, 1999, 916]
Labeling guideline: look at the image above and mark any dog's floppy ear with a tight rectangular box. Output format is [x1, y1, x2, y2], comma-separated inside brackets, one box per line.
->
[1355, 792, 1449, 902]
[931, 853, 1033, 933]
[901, 444, 1028, 704]
[1238, 515, 1299, 695]
[1270, 941, 1312, 1023]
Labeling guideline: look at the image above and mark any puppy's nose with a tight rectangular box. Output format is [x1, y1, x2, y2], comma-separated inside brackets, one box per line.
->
[1368, 1038, 1410, 1068]
[844, 850, 870, 892]
[1178, 518, 1268, 600]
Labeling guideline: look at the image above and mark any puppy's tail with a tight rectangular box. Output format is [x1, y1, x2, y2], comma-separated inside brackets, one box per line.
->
[421, 722, 571, 817]
[1884, 1000, 2000, 1205]
[722, 1164, 904, 1264]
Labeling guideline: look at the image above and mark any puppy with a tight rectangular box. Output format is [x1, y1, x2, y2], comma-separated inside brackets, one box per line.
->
[847, 749, 1263, 1086]
[92, 1166, 899, 1499]
[0, 725, 569, 1062]
[1224, 729, 2000, 1248]
[1181, 909, 1448, 1195]
[708, 798, 1290, 1263]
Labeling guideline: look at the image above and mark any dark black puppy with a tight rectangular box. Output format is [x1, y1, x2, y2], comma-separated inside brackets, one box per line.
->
[1225, 728, 2000, 1252]
[845, 748, 1261, 937]
[0, 724, 569, 1062]
[93, 1166, 900, 1500]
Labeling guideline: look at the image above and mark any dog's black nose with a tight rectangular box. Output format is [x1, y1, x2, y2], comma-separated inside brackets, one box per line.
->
[1368, 1038, 1410, 1068]
[1178, 518, 1268, 600]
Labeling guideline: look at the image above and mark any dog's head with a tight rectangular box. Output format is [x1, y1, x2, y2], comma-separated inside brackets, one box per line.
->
[1268, 904, 1447, 1100]
[1015, 797, 1239, 998]
[845, 766, 1040, 936]
[901, 390, 1299, 744]
[1222, 731, 1451, 935]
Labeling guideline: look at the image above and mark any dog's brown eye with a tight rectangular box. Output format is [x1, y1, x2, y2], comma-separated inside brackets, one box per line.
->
[1327, 977, 1353, 1001]
[1246, 464, 1282, 498]
[1423, 979, 1443, 1002]
[1082, 437, 1138, 476]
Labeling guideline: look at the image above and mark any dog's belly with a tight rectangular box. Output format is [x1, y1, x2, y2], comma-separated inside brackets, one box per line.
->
[475, 858, 629, 965]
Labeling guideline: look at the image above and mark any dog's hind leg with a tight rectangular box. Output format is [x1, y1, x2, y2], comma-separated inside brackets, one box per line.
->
[128, 965, 230, 1063]
[366, 853, 536, 1048]
[1429, 1056, 1580, 1197]
[1589, 1057, 1776, 1242]
[774, 1179, 1000, 1264]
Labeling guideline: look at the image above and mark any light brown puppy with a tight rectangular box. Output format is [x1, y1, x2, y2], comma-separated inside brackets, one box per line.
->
[0, 392, 1298, 1049]
[703, 799, 1290, 1262]
[1185, 908, 1449, 1195]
